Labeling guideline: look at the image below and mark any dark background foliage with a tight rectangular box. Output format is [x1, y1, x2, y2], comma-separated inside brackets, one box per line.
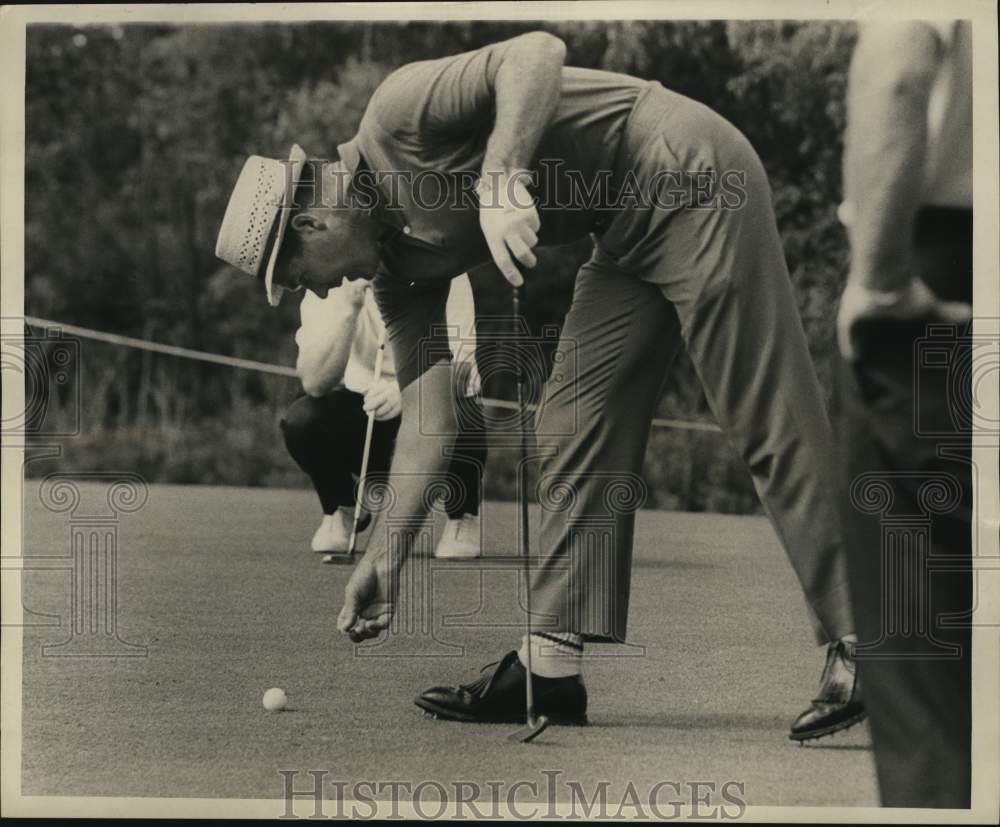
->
[24, 20, 857, 512]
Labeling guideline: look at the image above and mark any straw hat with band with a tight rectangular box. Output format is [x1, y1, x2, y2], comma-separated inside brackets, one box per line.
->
[215, 144, 307, 307]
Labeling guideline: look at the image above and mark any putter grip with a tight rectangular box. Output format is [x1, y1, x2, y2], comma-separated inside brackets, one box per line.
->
[512, 283, 525, 380]
[512, 283, 524, 315]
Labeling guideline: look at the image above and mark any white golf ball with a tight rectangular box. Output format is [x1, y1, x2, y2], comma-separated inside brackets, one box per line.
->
[262, 687, 287, 712]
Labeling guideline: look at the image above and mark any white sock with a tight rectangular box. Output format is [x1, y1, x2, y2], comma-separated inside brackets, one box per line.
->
[517, 633, 583, 678]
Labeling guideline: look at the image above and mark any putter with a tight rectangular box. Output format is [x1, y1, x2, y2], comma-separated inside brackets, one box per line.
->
[506, 282, 550, 744]
[323, 326, 388, 565]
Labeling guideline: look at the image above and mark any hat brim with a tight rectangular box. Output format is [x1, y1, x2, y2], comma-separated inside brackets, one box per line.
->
[263, 143, 308, 307]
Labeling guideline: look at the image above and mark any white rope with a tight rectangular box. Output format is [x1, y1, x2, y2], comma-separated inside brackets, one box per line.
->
[22, 315, 722, 433]
[24, 315, 298, 378]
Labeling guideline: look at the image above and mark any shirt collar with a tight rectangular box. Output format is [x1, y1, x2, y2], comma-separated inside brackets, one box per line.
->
[337, 136, 405, 240]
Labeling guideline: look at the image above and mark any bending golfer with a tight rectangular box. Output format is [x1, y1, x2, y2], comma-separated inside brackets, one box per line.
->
[217, 32, 861, 738]
[280, 274, 487, 558]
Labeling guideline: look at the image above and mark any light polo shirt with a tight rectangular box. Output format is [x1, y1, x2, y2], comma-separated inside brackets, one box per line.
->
[295, 274, 481, 397]
[337, 44, 648, 284]
[333, 42, 651, 389]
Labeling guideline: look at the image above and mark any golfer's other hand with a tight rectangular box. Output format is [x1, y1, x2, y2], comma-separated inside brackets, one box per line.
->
[337, 554, 396, 643]
[478, 172, 540, 286]
[363, 379, 402, 421]
[837, 278, 971, 361]
[344, 277, 371, 308]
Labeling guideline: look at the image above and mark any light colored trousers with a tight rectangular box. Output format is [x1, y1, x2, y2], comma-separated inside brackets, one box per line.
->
[530, 83, 854, 644]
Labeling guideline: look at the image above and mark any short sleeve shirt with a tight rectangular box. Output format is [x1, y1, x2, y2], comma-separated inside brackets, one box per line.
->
[336, 41, 647, 387]
[295, 275, 481, 396]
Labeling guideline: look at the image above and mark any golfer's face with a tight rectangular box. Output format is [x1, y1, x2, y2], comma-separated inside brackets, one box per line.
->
[278, 214, 380, 298]
[321, 216, 381, 283]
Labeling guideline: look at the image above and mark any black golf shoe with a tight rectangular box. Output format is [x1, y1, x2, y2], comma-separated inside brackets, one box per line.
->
[415, 651, 588, 725]
[789, 638, 866, 742]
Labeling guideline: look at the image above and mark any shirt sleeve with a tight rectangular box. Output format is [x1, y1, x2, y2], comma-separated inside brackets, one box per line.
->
[293, 291, 328, 363]
[372, 273, 452, 391]
[367, 39, 524, 143]
[357, 289, 398, 384]
[294, 287, 366, 391]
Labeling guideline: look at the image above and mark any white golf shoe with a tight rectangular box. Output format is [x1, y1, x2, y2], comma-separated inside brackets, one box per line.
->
[309, 510, 352, 553]
[434, 512, 482, 559]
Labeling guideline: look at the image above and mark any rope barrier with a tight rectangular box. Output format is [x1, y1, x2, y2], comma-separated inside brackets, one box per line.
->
[22, 315, 722, 433]
[24, 315, 299, 378]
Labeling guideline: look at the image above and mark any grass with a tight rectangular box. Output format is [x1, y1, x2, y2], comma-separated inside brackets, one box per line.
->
[19, 481, 876, 808]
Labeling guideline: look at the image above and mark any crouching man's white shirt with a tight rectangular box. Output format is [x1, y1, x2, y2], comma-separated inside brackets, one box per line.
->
[295, 274, 482, 397]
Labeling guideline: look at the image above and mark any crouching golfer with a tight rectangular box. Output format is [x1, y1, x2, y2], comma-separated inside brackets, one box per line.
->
[217, 32, 862, 739]
[279, 274, 487, 558]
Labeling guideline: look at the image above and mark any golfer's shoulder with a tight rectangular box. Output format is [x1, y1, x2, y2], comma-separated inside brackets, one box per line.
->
[367, 46, 500, 132]
[371, 50, 472, 104]
[365, 58, 443, 135]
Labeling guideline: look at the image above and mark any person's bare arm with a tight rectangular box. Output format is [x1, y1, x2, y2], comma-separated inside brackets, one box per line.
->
[843, 22, 941, 291]
[296, 282, 368, 397]
[479, 33, 564, 284]
[480, 31, 566, 181]
[337, 361, 458, 641]
[837, 22, 969, 359]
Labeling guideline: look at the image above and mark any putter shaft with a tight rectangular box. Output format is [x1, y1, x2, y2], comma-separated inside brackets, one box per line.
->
[512, 282, 541, 740]
[348, 327, 388, 554]
[324, 324, 387, 566]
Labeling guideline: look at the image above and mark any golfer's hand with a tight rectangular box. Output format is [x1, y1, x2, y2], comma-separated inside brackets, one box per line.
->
[343, 277, 370, 309]
[837, 278, 971, 361]
[363, 379, 402, 421]
[337, 553, 397, 643]
[478, 173, 540, 286]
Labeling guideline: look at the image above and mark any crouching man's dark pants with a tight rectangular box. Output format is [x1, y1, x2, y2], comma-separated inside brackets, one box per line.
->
[282, 388, 487, 519]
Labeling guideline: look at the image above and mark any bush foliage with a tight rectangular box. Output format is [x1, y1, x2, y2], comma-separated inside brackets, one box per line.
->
[25, 20, 856, 513]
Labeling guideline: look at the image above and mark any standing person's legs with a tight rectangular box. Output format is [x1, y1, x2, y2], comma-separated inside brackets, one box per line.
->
[413, 252, 682, 722]
[605, 88, 860, 736]
[530, 249, 684, 642]
[671, 219, 854, 643]
[630, 109, 854, 646]
[833, 207, 972, 807]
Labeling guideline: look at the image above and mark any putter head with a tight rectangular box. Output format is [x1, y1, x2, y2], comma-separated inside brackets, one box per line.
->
[321, 552, 357, 566]
[322, 534, 359, 566]
[507, 714, 549, 744]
